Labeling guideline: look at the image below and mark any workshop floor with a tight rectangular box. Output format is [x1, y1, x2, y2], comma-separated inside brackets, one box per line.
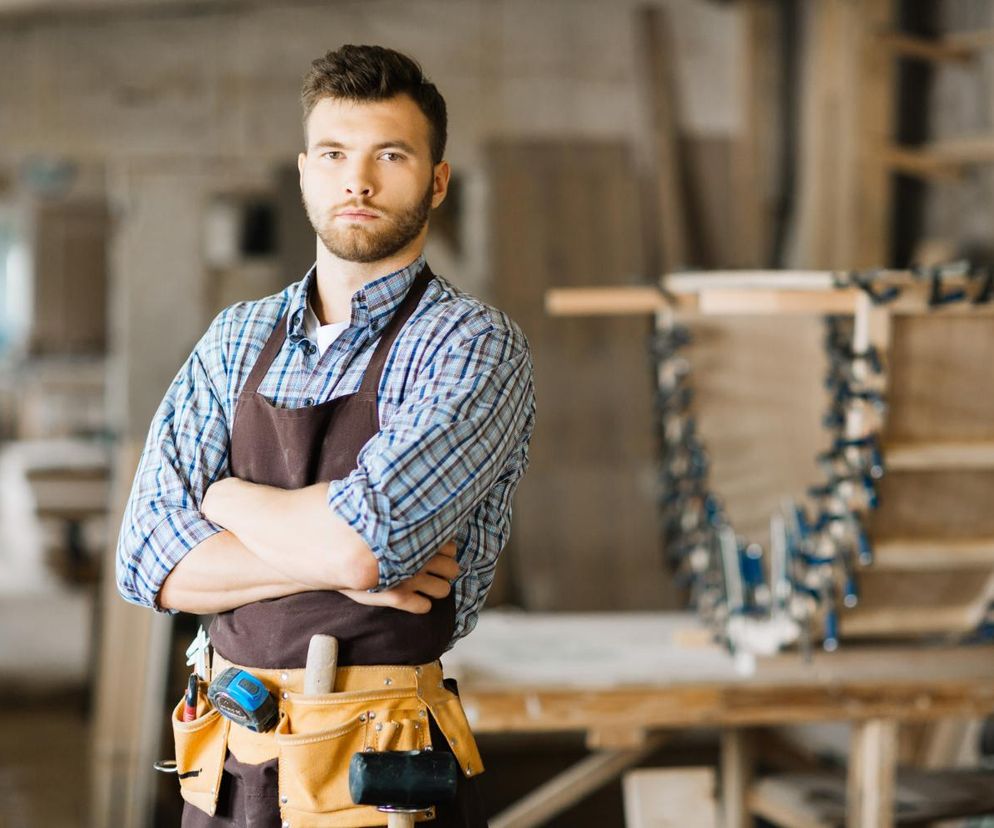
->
[0, 693, 89, 828]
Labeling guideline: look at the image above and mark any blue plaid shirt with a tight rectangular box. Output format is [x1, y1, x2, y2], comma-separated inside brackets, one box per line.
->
[115, 254, 535, 650]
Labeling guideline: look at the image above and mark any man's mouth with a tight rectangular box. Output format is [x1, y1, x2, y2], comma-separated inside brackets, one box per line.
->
[336, 209, 380, 221]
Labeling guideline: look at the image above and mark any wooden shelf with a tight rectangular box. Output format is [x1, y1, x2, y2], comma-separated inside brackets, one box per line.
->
[885, 440, 994, 470]
[871, 538, 994, 570]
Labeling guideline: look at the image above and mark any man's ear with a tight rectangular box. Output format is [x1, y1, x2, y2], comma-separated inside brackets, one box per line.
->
[431, 160, 451, 209]
[297, 151, 306, 186]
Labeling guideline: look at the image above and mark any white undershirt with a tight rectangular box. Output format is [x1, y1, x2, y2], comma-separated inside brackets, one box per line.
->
[303, 302, 350, 358]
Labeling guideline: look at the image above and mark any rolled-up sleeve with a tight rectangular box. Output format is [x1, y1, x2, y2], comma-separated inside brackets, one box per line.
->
[327, 323, 535, 590]
[115, 324, 231, 611]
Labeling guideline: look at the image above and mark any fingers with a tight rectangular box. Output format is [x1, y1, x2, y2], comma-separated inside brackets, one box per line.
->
[423, 550, 460, 580]
[438, 540, 457, 557]
[408, 571, 452, 600]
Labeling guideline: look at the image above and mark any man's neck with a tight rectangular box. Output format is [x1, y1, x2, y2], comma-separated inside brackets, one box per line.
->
[311, 239, 425, 326]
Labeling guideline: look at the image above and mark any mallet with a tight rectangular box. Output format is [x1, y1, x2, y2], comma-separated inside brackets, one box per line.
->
[304, 634, 338, 694]
[349, 749, 459, 828]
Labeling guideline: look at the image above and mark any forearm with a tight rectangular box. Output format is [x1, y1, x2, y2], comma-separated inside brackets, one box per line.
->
[203, 479, 379, 591]
[157, 529, 316, 614]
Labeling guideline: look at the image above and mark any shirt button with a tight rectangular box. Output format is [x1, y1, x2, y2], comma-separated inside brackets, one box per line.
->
[304, 397, 315, 406]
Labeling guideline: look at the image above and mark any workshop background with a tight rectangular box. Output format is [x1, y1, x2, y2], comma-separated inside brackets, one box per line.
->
[1, 0, 994, 826]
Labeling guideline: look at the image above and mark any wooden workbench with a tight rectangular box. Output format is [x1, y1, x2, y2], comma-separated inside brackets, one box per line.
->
[442, 611, 994, 827]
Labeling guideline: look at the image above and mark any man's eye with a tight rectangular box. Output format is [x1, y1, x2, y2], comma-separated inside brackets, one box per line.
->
[381, 152, 405, 162]
[322, 151, 343, 159]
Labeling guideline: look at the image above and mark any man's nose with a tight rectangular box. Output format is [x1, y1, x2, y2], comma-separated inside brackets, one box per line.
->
[344, 160, 374, 198]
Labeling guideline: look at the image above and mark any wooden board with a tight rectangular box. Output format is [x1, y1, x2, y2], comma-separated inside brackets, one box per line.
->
[885, 315, 994, 441]
[836, 307, 994, 639]
[487, 140, 676, 611]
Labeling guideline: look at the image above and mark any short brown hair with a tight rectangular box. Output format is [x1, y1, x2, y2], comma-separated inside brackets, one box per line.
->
[300, 44, 448, 164]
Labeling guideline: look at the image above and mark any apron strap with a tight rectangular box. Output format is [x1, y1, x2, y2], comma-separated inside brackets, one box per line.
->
[241, 310, 290, 397]
[358, 264, 434, 396]
[241, 264, 433, 399]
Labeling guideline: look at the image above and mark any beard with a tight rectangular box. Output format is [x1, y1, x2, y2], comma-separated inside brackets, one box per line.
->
[303, 178, 434, 264]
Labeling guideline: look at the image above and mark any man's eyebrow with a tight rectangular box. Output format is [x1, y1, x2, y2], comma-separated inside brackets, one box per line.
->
[311, 139, 419, 154]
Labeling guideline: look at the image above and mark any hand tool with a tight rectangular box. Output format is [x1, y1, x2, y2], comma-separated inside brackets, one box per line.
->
[349, 750, 459, 828]
[207, 668, 278, 732]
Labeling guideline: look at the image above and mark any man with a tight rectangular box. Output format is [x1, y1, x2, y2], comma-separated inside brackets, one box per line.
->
[116, 44, 535, 827]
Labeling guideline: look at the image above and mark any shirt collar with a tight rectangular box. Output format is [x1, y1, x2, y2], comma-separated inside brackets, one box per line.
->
[286, 253, 426, 343]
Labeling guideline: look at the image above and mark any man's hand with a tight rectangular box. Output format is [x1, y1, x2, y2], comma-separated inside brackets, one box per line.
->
[339, 540, 460, 614]
[201, 475, 243, 528]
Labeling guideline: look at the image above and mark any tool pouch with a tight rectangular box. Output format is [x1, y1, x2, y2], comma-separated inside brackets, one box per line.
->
[275, 688, 434, 827]
[170, 688, 230, 817]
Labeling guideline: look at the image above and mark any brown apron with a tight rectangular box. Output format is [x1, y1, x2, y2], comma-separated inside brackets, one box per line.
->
[181, 265, 487, 827]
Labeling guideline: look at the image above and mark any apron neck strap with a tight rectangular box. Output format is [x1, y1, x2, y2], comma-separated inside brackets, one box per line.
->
[243, 310, 290, 397]
[358, 264, 433, 396]
[242, 264, 434, 399]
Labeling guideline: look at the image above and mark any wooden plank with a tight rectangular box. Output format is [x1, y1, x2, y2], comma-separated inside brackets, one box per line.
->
[872, 538, 994, 570]
[696, 288, 857, 315]
[747, 777, 836, 828]
[840, 603, 978, 637]
[869, 471, 994, 538]
[90, 442, 174, 827]
[846, 718, 897, 828]
[544, 286, 670, 317]
[885, 440, 994, 470]
[853, 0, 896, 269]
[885, 315, 994, 441]
[875, 31, 976, 62]
[634, 4, 689, 273]
[728, 0, 779, 268]
[458, 679, 994, 734]
[624, 767, 718, 828]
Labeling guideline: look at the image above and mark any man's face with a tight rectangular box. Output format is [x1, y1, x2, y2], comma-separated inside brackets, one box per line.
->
[297, 94, 448, 264]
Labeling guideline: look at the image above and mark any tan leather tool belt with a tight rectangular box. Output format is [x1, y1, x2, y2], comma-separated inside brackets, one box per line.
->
[171, 654, 484, 827]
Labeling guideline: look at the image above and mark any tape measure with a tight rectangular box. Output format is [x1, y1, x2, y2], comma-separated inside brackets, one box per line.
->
[207, 667, 279, 732]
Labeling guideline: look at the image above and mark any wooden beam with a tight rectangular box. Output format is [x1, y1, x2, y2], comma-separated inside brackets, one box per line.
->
[881, 136, 994, 179]
[544, 286, 670, 317]
[720, 729, 754, 828]
[634, 4, 689, 273]
[876, 32, 976, 63]
[847, 718, 898, 828]
[460, 678, 994, 734]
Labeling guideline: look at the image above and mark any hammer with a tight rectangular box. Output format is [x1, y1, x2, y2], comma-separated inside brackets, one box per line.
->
[349, 749, 459, 828]
[304, 634, 338, 693]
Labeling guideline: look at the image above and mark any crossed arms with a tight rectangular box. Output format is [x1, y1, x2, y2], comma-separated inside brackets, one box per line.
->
[158, 479, 459, 615]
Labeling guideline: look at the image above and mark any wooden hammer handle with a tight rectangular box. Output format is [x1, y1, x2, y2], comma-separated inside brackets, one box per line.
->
[303, 634, 338, 695]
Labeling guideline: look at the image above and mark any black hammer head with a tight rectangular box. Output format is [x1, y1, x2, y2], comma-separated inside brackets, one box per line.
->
[349, 750, 459, 811]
